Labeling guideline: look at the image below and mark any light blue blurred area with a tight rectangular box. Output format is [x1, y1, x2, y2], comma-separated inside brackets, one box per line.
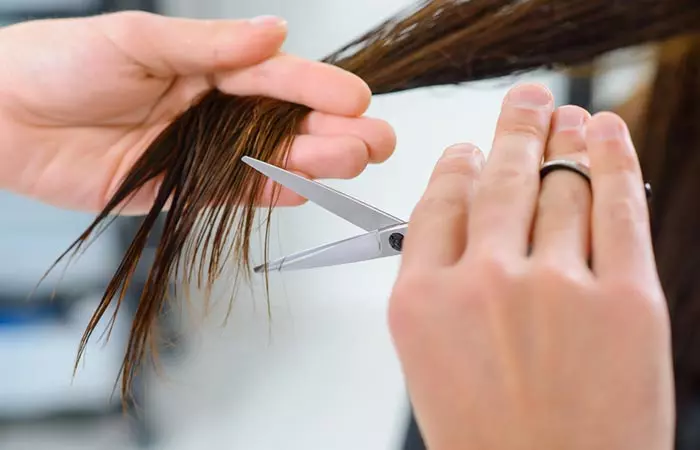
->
[0, 190, 121, 294]
[0, 191, 132, 430]
[0, 0, 145, 441]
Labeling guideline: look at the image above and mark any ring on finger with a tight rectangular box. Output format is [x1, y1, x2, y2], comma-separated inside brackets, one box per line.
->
[540, 159, 591, 185]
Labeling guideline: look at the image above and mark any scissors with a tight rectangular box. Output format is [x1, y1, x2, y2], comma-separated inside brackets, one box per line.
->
[242, 156, 408, 273]
[242, 157, 654, 273]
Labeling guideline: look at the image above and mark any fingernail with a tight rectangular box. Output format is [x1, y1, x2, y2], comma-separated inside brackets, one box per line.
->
[553, 106, 586, 132]
[586, 113, 626, 141]
[443, 144, 484, 166]
[505, 84, 553, 109]
[249, 15, 287, 27]
[444, 143, 476, 156]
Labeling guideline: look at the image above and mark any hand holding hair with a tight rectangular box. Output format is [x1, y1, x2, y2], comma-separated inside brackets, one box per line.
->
[0, 11, 395, 212]
[390, 83, 674, 450]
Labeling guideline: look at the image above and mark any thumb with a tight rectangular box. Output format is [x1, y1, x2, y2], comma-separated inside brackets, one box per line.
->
[93, 11, 288, 76]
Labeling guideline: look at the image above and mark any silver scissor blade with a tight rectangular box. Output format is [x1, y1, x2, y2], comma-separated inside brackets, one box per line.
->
[242, 156, 402, 232]
[254, 231, 385, 272]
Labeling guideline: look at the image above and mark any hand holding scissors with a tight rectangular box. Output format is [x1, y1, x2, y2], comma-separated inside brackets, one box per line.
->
[389, 84, 672, 450]
[247, 83, 673, 450]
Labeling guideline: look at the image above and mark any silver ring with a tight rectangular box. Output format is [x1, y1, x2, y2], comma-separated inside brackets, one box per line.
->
[540, 159, 591, 184]
[540, 159, 654, 205]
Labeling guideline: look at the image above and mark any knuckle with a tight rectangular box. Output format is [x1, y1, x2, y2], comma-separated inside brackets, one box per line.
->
[433, 152, 482, 179]
[538, 181, 590, 218]
[555, 104, 589, 117]
[480, 165, 532, 201]
[551, 105, 590, 135]
[603, 281, 669, 327]
[389, 270, 493, 342]
[606, 281, 659, 307]
[105, 10, 151, 33]
[211, 43, 225, 69]
[443, 143, 479, 156]
[504, 122, 546, 141]
[500, 109, 550, 140]
[411, 194, 466, 223]
[369, 120, 397, 163]
[387, 273, 438, 333]
[602, 142, 640, 173]
[465, 256, 529, 307]
[109, 9, 148, 21]
[491, 164, 528, 185]
[548, 130, 587, 156]
[551, 126, 584, 142]
[245, 63, 273, 85]
[602, 197, 646, 228]
[532, 261, 588, 290]
[340, 140, 369, 178]
[347, 158, 369, 178]
[94, 11, 159, 62]
[470, 252, 520, 287]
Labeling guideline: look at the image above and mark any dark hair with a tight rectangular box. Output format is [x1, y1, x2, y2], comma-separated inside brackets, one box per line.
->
[45, 0, 700, 403]
[627, 34, 700, 448]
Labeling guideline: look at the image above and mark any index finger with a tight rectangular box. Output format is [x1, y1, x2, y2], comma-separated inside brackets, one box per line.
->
[215, 53, 372, 117]
[94, 12, 288, 77]
[467, 83, 554, 258]
[585, 112, 656, 280]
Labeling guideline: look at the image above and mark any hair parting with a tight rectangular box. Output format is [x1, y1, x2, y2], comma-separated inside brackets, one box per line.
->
[44, 0, 700, 402]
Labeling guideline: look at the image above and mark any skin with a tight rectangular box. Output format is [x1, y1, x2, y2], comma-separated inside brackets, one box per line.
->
[0, 13, 674, 450]
[0, 11, 396, 214]
[389, 83, 675, 450]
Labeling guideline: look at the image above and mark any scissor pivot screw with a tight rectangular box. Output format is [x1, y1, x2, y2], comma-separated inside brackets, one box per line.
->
[389, 233, 404, 252]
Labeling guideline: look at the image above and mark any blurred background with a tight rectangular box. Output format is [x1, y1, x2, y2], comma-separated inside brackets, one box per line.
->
[0, 1, 654, 449]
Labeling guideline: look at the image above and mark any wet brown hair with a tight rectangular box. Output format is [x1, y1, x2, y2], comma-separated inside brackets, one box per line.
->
[45, 0, 700, 402]
[626, 35, 700, 449]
